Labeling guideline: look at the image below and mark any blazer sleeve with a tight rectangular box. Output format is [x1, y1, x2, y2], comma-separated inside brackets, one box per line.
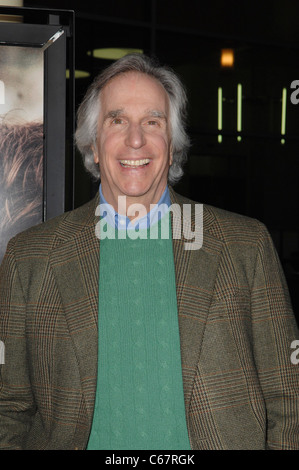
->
[251, 221, 299, 450]
[0, 238, 36, 449]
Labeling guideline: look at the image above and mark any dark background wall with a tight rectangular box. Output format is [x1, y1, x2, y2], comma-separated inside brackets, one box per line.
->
[24, 0, 299, 321]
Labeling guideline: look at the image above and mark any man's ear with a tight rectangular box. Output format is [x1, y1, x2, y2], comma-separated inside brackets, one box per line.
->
[92, 145, 99, 164]
[169, 144, 173, 166]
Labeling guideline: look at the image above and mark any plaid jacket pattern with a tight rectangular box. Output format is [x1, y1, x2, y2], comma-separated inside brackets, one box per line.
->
[0, 189, 298, 450]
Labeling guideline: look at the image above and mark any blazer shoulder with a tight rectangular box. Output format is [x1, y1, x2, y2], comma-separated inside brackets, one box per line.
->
[204, 204, 274, 253]
[7, 195, 99, 257]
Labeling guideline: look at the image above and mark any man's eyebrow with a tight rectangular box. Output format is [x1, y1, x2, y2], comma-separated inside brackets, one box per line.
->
[103, 109, 168, 122]
[147, 110, 168, 120]
[103, 109, 124, 121]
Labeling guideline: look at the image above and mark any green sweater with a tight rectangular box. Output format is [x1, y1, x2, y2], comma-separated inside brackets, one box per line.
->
[87, 218, 190, 450]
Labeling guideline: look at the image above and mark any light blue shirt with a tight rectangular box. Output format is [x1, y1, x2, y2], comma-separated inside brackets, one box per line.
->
[99, 185, 171, 231]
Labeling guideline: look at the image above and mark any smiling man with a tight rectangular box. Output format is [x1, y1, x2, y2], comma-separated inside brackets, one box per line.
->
[81, 63, 191, 450]
[0, 54, 298, 450]
[93, 72, 172, 214]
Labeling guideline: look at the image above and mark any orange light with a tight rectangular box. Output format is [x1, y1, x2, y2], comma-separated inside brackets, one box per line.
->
[221, 49, 234, 68]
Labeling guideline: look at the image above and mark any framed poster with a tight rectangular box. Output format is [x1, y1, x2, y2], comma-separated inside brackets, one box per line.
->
[0, 7, 74, 263]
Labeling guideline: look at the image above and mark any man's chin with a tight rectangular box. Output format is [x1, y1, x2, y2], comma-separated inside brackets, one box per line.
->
[119, 187, 151, 199]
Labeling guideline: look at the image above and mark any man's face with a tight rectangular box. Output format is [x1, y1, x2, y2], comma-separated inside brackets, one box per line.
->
[93, 71, 173, 211]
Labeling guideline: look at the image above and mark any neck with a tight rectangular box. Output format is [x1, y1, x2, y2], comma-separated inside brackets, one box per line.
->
[101, 186, 167, 221]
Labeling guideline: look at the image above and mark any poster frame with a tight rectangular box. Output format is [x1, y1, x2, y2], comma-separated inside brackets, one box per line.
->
[0, 6, 75, 222]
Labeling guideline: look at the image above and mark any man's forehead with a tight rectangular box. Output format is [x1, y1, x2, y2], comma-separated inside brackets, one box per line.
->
[99, 73, 170, 120]
[104, 70, 163, 88]
[101, 71, 168, 102]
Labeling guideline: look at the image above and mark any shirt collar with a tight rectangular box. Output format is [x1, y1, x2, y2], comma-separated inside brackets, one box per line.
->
[99, 184, 171, 230]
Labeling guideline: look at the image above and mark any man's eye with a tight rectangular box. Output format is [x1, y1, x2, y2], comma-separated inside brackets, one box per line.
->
[147, 120, 158, 126]
[112, 118, 123, 124]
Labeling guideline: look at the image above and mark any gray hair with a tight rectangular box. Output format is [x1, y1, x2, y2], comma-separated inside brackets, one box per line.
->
[75, 53, 190, 185]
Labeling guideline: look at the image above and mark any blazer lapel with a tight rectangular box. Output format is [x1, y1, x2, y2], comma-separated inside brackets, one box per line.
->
[49, 198, 100, 420]
[170, 189, 222, 414]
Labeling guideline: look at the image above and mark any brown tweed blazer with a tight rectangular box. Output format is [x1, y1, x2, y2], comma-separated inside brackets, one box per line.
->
[0, 188, 298, 450]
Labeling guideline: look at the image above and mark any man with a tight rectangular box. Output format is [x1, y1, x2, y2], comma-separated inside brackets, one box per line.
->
[0, 54, 298, 450]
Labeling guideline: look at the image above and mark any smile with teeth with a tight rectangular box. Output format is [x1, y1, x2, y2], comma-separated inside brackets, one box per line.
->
[120, 159, 150, 168]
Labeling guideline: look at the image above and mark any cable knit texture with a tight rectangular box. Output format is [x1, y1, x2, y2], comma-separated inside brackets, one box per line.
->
[87, 218, 190, 450]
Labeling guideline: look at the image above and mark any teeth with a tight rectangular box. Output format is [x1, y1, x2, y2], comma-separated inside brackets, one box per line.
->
[120, 159, 150, 167]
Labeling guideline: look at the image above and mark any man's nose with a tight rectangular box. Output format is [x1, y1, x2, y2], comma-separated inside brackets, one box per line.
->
[125, 123, 146, 149]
